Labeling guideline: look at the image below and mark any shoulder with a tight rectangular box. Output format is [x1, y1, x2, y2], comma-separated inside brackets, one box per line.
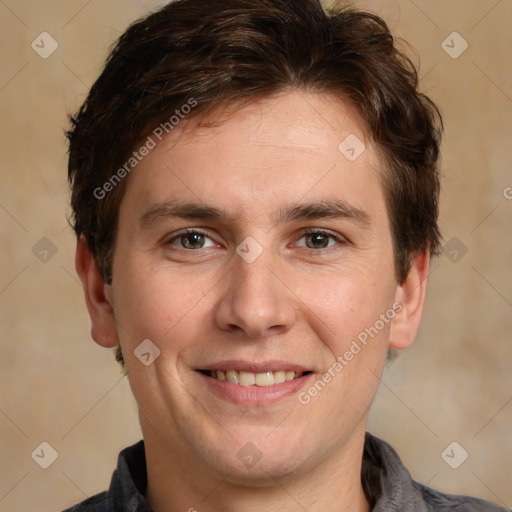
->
[61, 440, 149, 512]
[416, 482, 510, 511]
[364, 433, 508, 512]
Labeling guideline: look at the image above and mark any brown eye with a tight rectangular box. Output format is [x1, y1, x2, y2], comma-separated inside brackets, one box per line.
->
[296, 229, 345, 250]
[180, 233, 205, 249]
[305, 232, 331, 249]
[166, 230, 217, 250]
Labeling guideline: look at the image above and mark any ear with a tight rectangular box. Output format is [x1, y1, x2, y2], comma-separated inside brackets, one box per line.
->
[389, 250, 430, 350]
[75, 236, 119, 348]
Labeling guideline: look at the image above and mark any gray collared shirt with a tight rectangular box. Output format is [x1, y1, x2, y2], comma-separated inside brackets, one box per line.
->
[63, 433, 508, 511]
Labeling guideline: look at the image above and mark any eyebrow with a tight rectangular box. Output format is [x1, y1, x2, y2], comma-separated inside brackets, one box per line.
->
[139, 199, 371, 229]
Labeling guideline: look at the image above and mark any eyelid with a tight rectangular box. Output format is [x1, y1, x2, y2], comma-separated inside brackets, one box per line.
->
[300, 227, 346, 239]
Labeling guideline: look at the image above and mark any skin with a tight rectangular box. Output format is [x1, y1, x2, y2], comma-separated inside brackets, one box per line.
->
[76, 90, 430, 512]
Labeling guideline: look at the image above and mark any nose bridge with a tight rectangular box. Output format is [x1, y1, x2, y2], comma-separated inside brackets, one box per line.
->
[214, 239, 296, 339]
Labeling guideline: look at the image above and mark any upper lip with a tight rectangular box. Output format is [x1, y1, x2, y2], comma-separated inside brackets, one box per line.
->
[196, 360, 313, 373]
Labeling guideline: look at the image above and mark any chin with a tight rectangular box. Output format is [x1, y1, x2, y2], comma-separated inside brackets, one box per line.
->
[223, 457, 306, 487]
[199, 430, 312, 485]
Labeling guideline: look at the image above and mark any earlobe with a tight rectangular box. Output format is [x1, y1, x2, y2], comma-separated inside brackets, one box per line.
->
[75, 236, 119, 348]
[388, 250, 430, 350]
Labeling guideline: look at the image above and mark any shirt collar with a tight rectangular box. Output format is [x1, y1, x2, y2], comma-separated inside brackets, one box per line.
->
[109, 439, 150, 511]
[362, 433, 429, 511]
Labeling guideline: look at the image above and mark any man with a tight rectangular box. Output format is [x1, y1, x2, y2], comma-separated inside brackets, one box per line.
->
[64, 0, 506, 510]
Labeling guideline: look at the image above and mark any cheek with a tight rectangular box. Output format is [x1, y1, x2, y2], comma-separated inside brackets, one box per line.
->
[301, 269, 396, 348]
[316, 277, 396, 395]
[112, 255, 225, 369]
[112, 259, 198, 345]
[300, 276, 394, 416]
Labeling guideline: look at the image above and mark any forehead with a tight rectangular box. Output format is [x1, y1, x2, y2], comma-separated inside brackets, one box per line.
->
[172, 91, 370, 159]
[119, 90, 386, 226]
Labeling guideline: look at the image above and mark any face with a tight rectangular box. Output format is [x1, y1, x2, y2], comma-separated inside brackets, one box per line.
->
[86, 90, 425, 484]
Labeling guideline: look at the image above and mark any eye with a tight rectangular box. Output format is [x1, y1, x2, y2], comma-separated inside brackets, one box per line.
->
[166, 229, 218, 250]
[295, 229, 346, 250]
[164, 228, 346, 253]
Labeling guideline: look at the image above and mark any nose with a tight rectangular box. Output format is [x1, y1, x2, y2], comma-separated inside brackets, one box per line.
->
[213, 247, 297, 340]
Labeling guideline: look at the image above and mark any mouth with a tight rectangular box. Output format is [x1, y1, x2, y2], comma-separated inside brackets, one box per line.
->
[195, 361, 315, 405]
[194, 359, 315, 408]
[197, 369, 313, 387]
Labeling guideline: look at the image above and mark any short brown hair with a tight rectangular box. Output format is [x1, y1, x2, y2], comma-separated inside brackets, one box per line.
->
[67, 0, 442, 363]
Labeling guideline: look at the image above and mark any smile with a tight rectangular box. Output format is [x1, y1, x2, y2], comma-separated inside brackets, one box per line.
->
[198, 369, 311, 387]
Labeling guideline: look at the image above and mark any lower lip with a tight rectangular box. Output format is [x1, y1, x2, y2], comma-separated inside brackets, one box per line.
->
[197, 371, 315, 406]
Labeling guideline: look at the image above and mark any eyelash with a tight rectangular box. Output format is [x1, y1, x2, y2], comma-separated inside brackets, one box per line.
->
[164, 228, 347, 253]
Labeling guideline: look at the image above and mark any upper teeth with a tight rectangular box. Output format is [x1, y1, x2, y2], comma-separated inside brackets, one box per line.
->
[210, 370, 305, 387]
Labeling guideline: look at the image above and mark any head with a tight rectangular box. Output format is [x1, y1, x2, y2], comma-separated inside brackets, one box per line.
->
[68, 0, 442, 491]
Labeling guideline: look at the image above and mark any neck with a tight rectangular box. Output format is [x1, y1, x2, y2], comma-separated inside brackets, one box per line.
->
[143, 422, 370, 512]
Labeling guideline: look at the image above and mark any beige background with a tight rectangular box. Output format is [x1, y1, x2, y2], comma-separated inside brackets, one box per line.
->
[0, 1, 511, 510]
